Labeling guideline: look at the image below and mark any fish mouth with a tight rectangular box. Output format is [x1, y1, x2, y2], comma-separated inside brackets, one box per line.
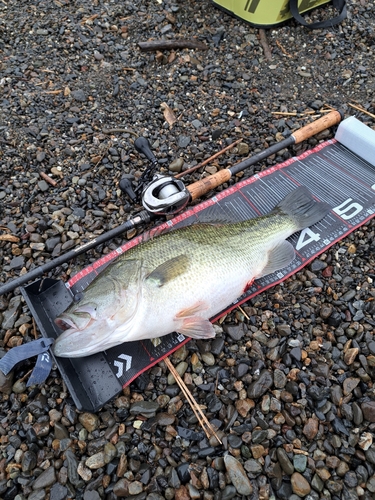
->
[53, 325, 100, 357]
[53, 315, 104, 358]
[55, 315, 77, 331]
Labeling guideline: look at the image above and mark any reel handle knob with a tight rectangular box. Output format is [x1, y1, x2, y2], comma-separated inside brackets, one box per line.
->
[119, 177, 137, 202]
[134, 137, 158, 166]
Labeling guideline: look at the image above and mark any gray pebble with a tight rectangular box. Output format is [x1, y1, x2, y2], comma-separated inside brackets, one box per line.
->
[221, 485, 237, 500]
[247, 370, 273, 399]
[37, 180, 49, 192]
[71, 89, 87, 102]
[1, 296, 22, 329]
[223, 323, 246, 340]
[28, 490, 47, 500]
[277, 448, 294, 475]
[8, 256, 25, 271]
[293, 454, 307, 473]
[273, 369, 286, 389]
[341, 290, 356, 301]
[50, 483, 69, 500]
[191, 119, 203, 129]
[224, 454, 253, 496]
[32, 466, 56, 489]
[130, 400, 159, 417]
[178, 136, 191, 148]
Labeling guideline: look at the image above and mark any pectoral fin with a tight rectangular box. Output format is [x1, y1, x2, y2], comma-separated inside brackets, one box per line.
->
[260, 240, 295, 277]
[175, 301, 214, 339]
[176, 316, 216, 339]
[147, 254, 190, 287]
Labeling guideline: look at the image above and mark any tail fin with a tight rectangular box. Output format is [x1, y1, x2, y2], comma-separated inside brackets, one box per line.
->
[276, 187, 330, 230]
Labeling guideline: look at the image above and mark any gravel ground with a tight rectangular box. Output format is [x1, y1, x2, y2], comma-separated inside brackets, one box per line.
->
[1, 0, 375, 499]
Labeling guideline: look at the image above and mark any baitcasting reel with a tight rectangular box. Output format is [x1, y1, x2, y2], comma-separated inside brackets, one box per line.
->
[120, 137, 190, 215]
[141, 174, 190, 215]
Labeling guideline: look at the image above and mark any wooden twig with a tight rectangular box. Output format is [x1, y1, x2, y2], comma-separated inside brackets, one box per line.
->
[237, 305, 250, 320]
[138, 39, 208, 52]
[275, 40, 292, 57]
[80, 13, 101, 25]
[19, 369, 33, 383]
[258, 29, 273, 61]
[348, 102, 375, 120]
[32, 318, 38, 340]
[271, 111, 301, 116]
[175, 138, 243, 179]
[101, 128, 138, 136]
[323, 103, 336, 111]
[91, 142, 114, 170]
[164, 356, 222, 443]
[39, 171, 58, 187]
[271, 109, 332, 117]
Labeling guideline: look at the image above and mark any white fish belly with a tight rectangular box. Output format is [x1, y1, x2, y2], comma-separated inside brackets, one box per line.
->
[131, 248, 268, 340]
[119, 223, 296, 342]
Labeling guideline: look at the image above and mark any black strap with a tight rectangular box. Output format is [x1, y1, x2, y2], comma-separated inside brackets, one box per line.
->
[0, 338, 54, 386]
[289, 0, 347, 29]
[27, 350, 53, 387]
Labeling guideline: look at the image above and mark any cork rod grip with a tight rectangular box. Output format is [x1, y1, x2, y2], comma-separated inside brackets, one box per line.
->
[187, 169, 232, 200]
[186, 110, 343, 201]
[292, 110, 343, 144]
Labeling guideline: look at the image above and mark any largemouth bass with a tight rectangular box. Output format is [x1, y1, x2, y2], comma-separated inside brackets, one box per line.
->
[53, 187, 329, 357]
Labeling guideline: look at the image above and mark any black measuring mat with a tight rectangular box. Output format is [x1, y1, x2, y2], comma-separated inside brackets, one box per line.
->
[21, 139, 375, 411]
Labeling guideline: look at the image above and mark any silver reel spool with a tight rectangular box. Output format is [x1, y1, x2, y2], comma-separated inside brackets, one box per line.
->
[142, 174, 190, 215]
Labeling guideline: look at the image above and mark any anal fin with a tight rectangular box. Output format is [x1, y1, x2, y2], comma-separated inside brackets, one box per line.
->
[260, 240, 295, 277]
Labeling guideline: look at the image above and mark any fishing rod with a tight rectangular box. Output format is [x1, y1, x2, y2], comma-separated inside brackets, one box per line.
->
[0, 109, 343, 295]
[188, 109, 343, 200]
[142, 109, 343, 211]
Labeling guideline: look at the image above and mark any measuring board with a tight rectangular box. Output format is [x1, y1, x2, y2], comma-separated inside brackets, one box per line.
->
[21, 135, 375, 412]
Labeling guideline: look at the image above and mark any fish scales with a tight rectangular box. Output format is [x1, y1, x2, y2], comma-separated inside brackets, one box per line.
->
[53, 187, 330, 357]
[120, 214, 290, 298]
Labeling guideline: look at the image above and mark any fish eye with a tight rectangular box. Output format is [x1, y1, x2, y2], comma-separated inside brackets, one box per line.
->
[73, 292, 84, 303]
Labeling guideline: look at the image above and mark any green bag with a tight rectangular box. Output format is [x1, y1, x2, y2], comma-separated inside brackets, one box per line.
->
[211, 0, 347, 29]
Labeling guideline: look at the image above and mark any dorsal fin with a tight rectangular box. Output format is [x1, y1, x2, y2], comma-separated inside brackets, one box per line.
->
[196, 204, 235, 225]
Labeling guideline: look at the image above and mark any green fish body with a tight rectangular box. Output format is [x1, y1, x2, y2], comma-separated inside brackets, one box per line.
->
[53, 186, 329, 357]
